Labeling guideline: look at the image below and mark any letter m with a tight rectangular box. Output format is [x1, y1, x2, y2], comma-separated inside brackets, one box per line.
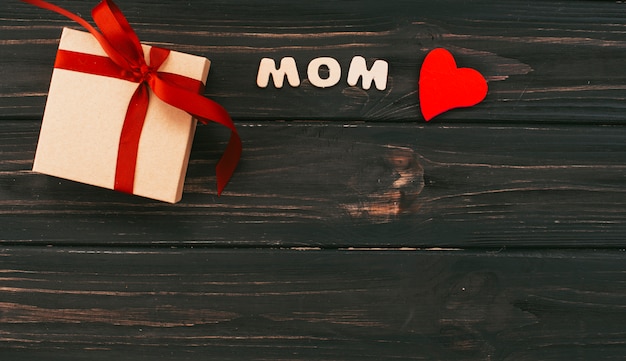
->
[347, 56, 388, 90]
[256, 57, 301, 88]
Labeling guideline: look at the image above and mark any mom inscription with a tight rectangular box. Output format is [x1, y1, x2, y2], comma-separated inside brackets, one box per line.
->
[256, 56, 389, 90]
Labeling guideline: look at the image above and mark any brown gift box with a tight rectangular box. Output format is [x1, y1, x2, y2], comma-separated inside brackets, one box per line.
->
[33, 27, 211, 203]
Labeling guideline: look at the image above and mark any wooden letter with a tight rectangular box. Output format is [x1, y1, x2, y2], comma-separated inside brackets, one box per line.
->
[307, 57, 341, 88]
[347, 56, 388, 90]
[257, 57, 301, 88]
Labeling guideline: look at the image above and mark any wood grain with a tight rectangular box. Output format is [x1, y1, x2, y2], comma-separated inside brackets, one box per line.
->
[0, 247, 624, 360]
[3, 0, 626, 122]
[1, 120, 625, 247]
[2, 2, 625, 359]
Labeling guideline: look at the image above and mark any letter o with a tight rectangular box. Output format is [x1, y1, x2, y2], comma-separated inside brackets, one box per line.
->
[307, 57, 341, 88]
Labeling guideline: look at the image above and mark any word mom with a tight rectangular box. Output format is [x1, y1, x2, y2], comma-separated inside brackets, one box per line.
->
[256, 56, 389, 90]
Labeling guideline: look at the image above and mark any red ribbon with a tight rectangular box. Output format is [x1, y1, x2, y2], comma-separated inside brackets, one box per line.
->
[23, 0, 241, 196]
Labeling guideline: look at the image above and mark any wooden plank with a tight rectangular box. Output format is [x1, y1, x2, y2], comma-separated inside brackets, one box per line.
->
[2, 120, 625, 247]
[3, 0, 626, 122]
[0, 246, 624, 360]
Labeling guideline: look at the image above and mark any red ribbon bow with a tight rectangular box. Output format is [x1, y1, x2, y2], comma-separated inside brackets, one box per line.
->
[23, 0, 242, 196]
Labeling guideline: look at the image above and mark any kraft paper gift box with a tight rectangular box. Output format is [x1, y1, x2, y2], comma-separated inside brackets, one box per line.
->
[33, 27, 211, 203]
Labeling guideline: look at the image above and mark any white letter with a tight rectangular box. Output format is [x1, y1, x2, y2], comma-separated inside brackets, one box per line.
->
[257, 57, 301, 88]
[307, 57, 341, 88]
[347, 56, 388, 90]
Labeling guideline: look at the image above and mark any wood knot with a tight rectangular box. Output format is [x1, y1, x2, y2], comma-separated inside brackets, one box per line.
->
[343, 146, 424, 222]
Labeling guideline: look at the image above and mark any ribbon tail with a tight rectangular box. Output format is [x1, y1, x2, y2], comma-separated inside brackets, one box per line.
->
[215, 133, 243, 196]
[92, 0, 144, 63]
[21, 0, 133, 70]
[21, 0, 99, 34]
[149, 77, 241, 196]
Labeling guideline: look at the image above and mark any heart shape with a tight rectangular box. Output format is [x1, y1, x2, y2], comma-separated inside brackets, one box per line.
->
[418, 48, 488, 121]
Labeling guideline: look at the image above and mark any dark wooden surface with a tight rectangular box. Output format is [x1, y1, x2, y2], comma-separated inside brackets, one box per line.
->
[2, 120, 626, 247]
[1, 0, 626, 359]
[1, 247, 625, 360]
[4, 0, 626, 123]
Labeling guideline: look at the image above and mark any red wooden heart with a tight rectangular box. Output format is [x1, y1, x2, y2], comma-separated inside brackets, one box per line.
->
[418, 48, 488, 121]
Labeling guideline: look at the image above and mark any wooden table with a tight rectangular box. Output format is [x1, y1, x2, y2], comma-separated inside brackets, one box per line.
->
[1, 1, 625, 359]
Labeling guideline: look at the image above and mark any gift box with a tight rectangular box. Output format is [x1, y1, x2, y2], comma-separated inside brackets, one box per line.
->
[33, 27, 211, 203]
